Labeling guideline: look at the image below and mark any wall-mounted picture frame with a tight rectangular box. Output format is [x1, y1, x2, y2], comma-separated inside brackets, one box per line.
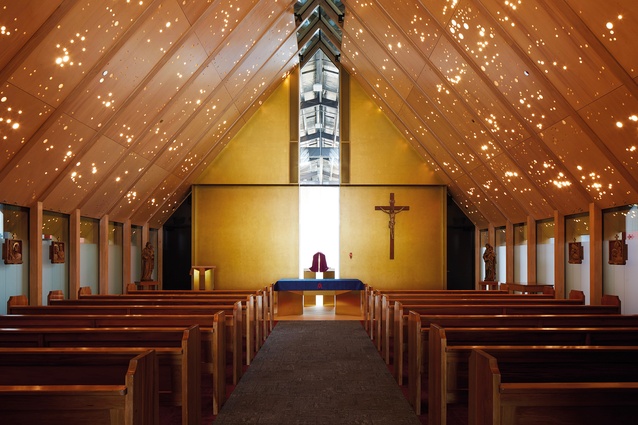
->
[50, 241, 66, 264]
[568, 241, 583, 264]
[608, 236, 628, 265]
[2, 239, 23, 265]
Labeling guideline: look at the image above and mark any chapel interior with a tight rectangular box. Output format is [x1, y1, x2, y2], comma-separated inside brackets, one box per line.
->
[1, 0, 638, 316]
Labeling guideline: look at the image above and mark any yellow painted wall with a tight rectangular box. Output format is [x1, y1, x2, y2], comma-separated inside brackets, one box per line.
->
[192, 72, 447, 289]
[193, 185, 299, 289]
[348, 78, 444, 185]
[340, 186, 446, 289]
[195, 76, 291, 185]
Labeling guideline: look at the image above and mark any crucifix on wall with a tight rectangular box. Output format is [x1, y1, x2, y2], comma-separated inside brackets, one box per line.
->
[375, 193, 410, 259]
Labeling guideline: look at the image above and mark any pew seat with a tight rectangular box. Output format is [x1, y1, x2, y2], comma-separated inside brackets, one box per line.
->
[469, 347, 638, 425]
[0, 347, 158, 425]
[0, 326, 203, 422]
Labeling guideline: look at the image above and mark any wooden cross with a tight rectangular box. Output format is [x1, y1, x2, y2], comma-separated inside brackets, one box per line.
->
[375, 193, 410, 259]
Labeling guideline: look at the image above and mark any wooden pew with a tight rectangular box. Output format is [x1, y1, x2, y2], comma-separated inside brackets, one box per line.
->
[379, 291, 587, 366]
[6, 299, 252, 367]
[124, 287, 273, 334]
[469, 347, 638, 425]
[365, 288, 508, 334]
[394, 311, 638, 385]
[427, 324, 638, 425]
[0, 326, 202, 422]
[47, 289, 65, 304]
[500, 282, 555, 294]
[0, 347, 158, 425]
[405, 303, 623, 416]
[0, 310, 237, 388]
[67, 290, 269, 361]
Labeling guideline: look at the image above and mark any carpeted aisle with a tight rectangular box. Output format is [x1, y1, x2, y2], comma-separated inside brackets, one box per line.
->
[213, 321, 421, 424]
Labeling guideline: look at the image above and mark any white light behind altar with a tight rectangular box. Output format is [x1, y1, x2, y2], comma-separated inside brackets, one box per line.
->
[299, 186, 340, 279]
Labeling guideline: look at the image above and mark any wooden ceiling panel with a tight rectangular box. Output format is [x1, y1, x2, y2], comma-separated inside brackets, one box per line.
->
[177, 0, 216, 24]
[154, 89, 235, 172]
[404, 89, 480, 171]
[426, 36, 530, 149]
[224, 14, 297, 99]
[378, 0, 443, 58]
[565, 0, 638, 78]
[414, 72, 505, 165]
[193, 0, 260, 56]
[109, 163, 169, 224]
[469, 164, 527, 223]
[80, 152, 150, 219]
[446, 184, 488, 227]
[448, 2, 570, 134]
[509, 138, 591, 215]
[8, 0, 147, 108]
[149, 180, 192, 228]
[481, 0, 621, 109]
[172, 103, 241, 180]
[383, 111, 451, 183]
[340, 37, 408, 113]
[487, 153, 554, 220]
[394, 106, 463, 178]
[1, 114, 96, 206]
[0, 83, 54, 170]
[231, 40, 299, 114]
[454, 173, 507, 226]
[64, 0, 189, 130]
[211, 1, 292, 80]
[133, 62, 225, 168]
[2, 2, 638, 227]
[130, 172, 182, 225]
[107, 31, 209, 152]
[579, 85, 638, 177]
[348, 1, 427, 81]
[0, 0, 62, 71]
[538, 116, 637, 209]
[43, 135, 126, 213]
[342, 17, 415, 99]
[424, 0, 462, 28]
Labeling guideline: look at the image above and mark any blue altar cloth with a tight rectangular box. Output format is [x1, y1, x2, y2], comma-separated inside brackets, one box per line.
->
[274, 279, 364, 291]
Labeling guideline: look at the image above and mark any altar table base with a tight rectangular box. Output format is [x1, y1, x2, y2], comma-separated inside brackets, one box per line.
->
[274, 279, 364, 316]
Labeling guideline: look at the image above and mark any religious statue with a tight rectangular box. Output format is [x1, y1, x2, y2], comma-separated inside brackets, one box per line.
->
[482, 243, 496, 281]
[141, 242, 155, 281]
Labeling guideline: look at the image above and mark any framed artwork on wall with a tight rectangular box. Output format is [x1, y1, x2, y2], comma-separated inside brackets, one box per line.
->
[2, 239, 23, 264]
[50, 241, 65, 264]
[568, 241, 583, 264]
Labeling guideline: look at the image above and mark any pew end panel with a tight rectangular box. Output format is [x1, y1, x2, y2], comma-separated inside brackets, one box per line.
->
[0, 348, 159, 425]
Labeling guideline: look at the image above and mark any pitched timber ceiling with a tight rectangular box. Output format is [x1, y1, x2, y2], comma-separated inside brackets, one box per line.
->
[1, 0, 637, 229]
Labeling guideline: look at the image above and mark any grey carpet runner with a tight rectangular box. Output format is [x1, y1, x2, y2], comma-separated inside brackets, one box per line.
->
[213, 321, 421, 424]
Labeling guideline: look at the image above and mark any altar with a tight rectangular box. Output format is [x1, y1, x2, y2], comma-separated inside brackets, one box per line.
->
[273, 278, 364, 316]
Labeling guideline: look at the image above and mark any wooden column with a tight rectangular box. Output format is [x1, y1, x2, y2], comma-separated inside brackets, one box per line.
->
[99, 215, 109, 294]
[69, 209, 81, 299]
[475, 227, 481, 289]
[340, 68, 350, 183]
[505, 221, 514, 284]
[157, 225, 163, 289]
[527, 216, 537, 284]
[122, 220, 132, 288]
[554, 211, 565, 299]
[29, 202, 43, 305]
[289, 67, 299, 184]
[589, 203, 602, 305]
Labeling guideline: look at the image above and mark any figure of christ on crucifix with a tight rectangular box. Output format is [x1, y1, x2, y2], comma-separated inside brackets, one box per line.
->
[375, 193, 410, 259]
